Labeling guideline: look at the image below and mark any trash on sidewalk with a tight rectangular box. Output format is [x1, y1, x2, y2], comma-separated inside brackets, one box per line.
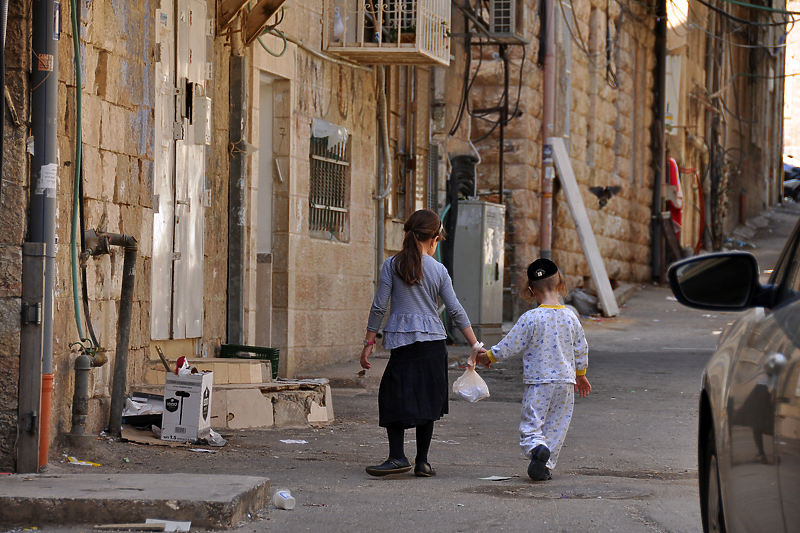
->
[280, 439, 308, 444]
[120, 425, 188, 447]
[162, 371, 213, 442]
[189, 448, 216, 453]
[272, 488, 296, 510]
[566, 289, 599, 316]
[122, 392, 164, 429]
[145, 519, 191, 532]
[67, 455, 101, 466]
[94, 524, 165, 532]
[202, 428, 226, 446]
[479, 475, 512, 481]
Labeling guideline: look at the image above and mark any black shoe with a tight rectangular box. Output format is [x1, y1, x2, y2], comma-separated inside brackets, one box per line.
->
[543, 467, 553, 481]
[414, 461, 437, 477]
[365, 458, 412, 477]
[528, 444, 551, 481]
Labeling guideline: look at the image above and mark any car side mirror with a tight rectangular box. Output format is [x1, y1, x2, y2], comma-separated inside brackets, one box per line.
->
[667, 252, 761, 311]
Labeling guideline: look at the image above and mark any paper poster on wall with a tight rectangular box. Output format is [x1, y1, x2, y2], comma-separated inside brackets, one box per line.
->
[665, 55, 681, 136]
[36, 163, 57, 197]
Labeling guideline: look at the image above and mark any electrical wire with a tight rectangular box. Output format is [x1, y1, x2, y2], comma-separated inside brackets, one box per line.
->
[469, 44, 527, 143]
[70, 0, 88, 345]
[718, 0, 800, 16]
[692, 0, 795, 27]
[671, 0, 795, 48]
[558, 0, 604, 69]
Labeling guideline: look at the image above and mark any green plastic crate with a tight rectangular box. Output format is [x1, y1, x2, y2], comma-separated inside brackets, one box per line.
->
[220, 344, 280, 380]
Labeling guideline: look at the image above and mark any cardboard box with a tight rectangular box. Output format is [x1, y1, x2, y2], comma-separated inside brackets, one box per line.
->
[162, 372, 213, 441]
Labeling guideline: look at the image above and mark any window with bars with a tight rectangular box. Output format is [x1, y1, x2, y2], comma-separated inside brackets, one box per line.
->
[309, 135, 350, 242]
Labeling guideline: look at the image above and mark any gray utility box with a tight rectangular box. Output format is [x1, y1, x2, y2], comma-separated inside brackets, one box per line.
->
[451, 201, 505, 347]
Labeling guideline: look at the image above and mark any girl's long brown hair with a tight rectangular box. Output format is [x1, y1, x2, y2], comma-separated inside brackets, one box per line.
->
[394, 209, 445, 285]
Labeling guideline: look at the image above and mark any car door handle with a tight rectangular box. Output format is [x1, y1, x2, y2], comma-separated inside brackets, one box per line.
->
[765, 353, 788, 375]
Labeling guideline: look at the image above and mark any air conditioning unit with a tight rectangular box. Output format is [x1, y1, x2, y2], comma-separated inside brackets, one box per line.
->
[488, 0, 528, 44]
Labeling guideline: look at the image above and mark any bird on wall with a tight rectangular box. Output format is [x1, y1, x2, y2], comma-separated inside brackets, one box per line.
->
[588, 186, 622, 208]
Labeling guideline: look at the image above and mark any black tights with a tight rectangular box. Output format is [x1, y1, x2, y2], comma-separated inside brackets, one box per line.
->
[387, 421, 435, 463]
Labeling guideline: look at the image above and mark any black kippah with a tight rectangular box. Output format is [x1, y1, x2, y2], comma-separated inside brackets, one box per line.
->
[527, 258, 558, 281]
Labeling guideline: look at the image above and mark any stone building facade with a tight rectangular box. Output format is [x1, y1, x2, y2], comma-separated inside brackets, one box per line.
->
[783, 0, 800, 154]
[0, 0, 784, 471]
[470, 0, 658, 303]
[666, 0, 784, 251]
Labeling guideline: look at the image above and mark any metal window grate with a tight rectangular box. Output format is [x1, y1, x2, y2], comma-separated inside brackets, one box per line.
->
[309, 136, 350, 241]
[490, 0, 512, 34]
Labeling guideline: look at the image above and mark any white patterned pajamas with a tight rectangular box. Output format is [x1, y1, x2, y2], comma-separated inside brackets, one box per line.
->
[520, 382, 574, 469]
[488, 305, 588, 472]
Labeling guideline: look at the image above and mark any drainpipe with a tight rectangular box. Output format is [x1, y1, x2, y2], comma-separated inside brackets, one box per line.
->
[30, 0, 60, 468]
[228, 16, 247, 345]
[651, 0, 667, 279]
[499, 46, 508, 201]
[1, 0, 7, 175]
[539, 0, 556, 261]
[375, 66, 392, 271]
[81, 231, 137, 436]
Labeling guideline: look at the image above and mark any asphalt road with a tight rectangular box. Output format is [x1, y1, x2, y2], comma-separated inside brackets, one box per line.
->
[22, 203, 799, 533]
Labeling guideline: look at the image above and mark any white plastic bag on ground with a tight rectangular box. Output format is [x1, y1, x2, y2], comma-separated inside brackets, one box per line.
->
[453, 342, 489, 402]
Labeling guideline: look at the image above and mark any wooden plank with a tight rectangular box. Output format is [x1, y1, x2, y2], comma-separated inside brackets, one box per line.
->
[550, 138, 620, 317]
[17, 243, 46, 473]
[218, 0, 250, 32]
[243, 0, 288, 46]
[659, 211, 686, 263]
[94, 524, 166, 531]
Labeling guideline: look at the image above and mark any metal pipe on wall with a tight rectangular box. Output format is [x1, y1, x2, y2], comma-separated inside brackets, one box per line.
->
[375, 66, 392, 271]
[30, 0, 60, 467]
[228, 17, 247, 345]
[106, 234, 138, 436]
[499, 46, 508, 200]
[651, 0, 668, 279]
[539, 0, 556, 261]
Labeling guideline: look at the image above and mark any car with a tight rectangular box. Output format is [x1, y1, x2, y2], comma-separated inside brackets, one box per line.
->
[668, 215, 800, 533]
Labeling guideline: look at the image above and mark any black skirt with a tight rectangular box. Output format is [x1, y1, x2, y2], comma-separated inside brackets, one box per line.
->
[378, 340, 449, 428]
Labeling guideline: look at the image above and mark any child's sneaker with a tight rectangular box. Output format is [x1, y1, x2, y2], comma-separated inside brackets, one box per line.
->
[528, 444, 550, 481]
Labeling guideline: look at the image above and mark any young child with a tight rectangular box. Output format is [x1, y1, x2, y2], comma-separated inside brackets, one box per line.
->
[476, 258, 591, 481]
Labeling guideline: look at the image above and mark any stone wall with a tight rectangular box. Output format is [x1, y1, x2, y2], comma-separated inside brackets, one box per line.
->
[50, 0, 154, 436]
[472, 0, 657, 298]
[0, 0, 32, 471]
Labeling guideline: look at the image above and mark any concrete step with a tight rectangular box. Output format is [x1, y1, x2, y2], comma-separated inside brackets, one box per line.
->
[0, 474, 269, 529]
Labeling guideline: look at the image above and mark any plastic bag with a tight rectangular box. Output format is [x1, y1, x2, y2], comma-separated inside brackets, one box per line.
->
[453, 365, 490, 402]
[453, 342, 490, 402]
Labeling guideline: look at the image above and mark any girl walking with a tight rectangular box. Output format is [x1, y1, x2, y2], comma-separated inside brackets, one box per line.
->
[476, 258, 591, 481]
[361, 209, 484, 477]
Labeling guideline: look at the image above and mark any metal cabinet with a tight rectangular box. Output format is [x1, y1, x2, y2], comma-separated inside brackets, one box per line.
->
[451, 201, 505, 346]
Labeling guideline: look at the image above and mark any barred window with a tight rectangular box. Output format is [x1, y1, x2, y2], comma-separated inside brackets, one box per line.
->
[309, 133, 350, 242]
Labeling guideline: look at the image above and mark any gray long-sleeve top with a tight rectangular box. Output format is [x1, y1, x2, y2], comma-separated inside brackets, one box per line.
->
[367, 255, 471, 350]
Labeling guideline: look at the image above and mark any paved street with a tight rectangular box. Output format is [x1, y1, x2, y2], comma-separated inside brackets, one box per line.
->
[11, 203, 799, 533]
